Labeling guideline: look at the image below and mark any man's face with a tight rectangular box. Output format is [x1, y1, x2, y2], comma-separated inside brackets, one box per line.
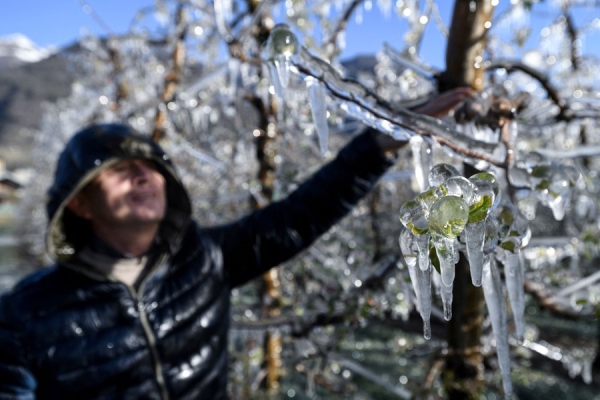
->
[70, 158, 167, 230]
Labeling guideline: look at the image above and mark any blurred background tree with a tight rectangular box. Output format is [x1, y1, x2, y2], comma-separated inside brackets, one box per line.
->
[11, 0, 600, 398]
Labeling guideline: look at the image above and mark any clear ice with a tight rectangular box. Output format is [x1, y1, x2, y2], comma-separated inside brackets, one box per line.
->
[400, 229, 432, 339]
[428, 196, 469, 287]
[482, 257, 513, 399]
[305, 76, 329, 156]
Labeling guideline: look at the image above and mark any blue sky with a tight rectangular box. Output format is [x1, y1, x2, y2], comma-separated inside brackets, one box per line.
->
[1, 1, 598, 70]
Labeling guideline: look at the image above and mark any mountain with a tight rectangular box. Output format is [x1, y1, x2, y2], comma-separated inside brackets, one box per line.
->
[0, 34, 54, 69]
[0, 35, 74, 169]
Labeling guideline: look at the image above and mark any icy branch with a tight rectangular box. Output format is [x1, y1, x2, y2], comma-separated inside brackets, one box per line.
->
[382, 43, 438, 80]
[486, 60, 567, 119]
[536, 145, 600, 159]
[329, 353, 412, 399]
[552, 269, 600, 300]
[294, 48, 506, 167]
[523, 280, 593, 319]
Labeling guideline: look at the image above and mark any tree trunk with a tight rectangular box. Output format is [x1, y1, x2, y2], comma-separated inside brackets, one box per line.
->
[439, 0, 495, 93]
[438, 1, 496, 398]
[152, 4, 186, 142]
[246, 1, 283, 394]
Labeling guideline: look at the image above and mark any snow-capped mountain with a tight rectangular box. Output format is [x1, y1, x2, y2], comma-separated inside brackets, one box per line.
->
[0, 35, 72, 168]
[0, 34, 54, 70]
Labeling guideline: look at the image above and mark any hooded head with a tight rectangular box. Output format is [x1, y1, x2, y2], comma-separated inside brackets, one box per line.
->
[46, 123, 192, 261]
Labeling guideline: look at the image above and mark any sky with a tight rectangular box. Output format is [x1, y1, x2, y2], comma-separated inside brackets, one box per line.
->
[0, 1, 598, 70]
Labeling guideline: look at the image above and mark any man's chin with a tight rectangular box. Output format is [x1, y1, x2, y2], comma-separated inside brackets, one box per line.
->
[128, 214, 165, 227]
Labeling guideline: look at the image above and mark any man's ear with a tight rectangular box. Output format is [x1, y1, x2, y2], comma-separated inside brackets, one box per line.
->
[66, 194, 92, 219]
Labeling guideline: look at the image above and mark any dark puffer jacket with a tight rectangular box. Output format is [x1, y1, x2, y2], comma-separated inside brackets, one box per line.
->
[0, 124, 393, 399]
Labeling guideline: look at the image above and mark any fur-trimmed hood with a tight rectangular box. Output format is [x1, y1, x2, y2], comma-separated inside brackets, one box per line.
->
[45, 123, 192, 261]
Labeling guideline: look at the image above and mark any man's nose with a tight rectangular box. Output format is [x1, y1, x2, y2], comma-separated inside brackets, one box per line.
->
[131, 160, 154, 179]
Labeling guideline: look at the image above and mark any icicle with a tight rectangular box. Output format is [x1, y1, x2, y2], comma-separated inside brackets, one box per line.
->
[273, 56, 292, 88]
[170, 136, 226, 170]
[259, 64, 272, 107]
[547, 194, 567, 221]
[416, 265, 432, 338]
[267, 62, 285, 102]
[440, 279, 453, 321]
[428, 196, 469, 287]
[493, 201, 528, 341]
[266, 24, 300, 89]
[305, 76, 329, 156]
[501, 249, 525, 342]
[529, 163, 571, 221]
[431, 235, 456, 287]
[201, 105, 211, 132]
[414, 234, 431, 272]
[400, 229, 432, 339]
[398, 199, 431, 273]
[467, 172, 501, 286]
[583, 358, 592, 384]
[469, 123, 498, 143]
[227, 58, 240, 105]
[464, 220, 486, 287]
[213, 0, 233, 39]
[409, 135, 433, 192]
[297, 48, 499, 159]
[482, 257, 513, 399]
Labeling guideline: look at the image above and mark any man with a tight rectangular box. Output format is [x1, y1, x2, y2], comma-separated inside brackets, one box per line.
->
[0, 89, 471, 399]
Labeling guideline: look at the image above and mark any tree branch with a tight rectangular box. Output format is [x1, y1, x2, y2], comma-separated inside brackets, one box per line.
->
[324, 0, 363, 54]
[524, 279, 591, 320]
[486, 60, 568, 120]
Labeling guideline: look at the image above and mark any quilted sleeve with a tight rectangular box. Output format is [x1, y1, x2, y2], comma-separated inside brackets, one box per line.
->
[210, 127, 395, 287]
[0, 295, 36, 400]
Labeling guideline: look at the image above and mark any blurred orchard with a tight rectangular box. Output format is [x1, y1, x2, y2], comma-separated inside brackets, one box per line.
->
[14, 0, 600, 398]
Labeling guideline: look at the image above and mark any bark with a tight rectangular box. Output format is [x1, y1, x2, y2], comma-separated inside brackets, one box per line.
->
[246, 1, 283, 393]
[438, 0, 495, 92]
[152, 5, 186, 142]
[438, 2, 496, 398]
[442, 255, 486, 399]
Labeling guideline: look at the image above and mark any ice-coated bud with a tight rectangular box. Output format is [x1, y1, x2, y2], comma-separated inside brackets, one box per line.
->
[442, 176, 475, 204]
[483, 217, 500, 253]
[530, 162, 572, 220]
[494, 202, 517, 239]
[399, 199, 429, 235]
[429, 196, 469, 239]
[428, 163, 461, 188]
[399, 228, 418, 266]
[508, 164, 531, 188]
[468, 172, 501, 223]
[493, 201, 529, 252]
[416, 187, 442, 211]
[266, 23, 299, 59]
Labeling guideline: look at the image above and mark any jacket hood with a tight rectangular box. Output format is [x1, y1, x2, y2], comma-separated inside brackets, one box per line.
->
[46, 123, 192, 261]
